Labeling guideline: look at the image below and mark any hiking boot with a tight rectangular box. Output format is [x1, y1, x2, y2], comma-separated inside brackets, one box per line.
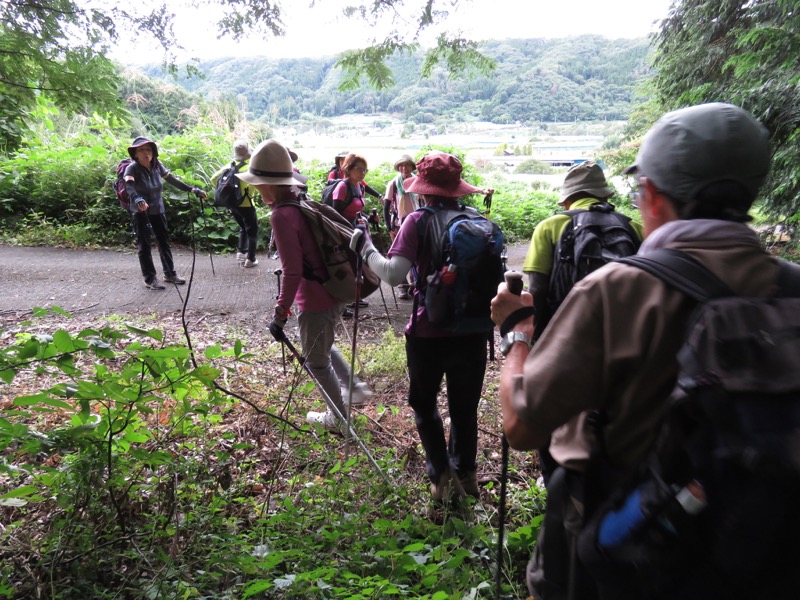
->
[347, 300, 369, 309]
[236, 252, 246, 262]
[398, 289, 411, 300]
[459, 471, 480, 498]
[145, 278, 166, 290]
[341, 308, 354, 319]
[306, 410, 342, 434]
[431, 470, 457, 504]
[164, 273, 186, 284]
[243, 258, 259, 268]
[341, 381, 373, 406]
[270, 252, 279, 260]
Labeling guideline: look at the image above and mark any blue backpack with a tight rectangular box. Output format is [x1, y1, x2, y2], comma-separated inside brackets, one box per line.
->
[414, 203, 505, 333]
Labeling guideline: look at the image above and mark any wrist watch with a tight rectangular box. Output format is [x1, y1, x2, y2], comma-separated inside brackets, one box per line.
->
[500, 331, 532, 357]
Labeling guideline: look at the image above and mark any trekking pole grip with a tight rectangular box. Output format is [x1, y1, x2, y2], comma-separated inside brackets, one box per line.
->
[505, 270, 523, 296]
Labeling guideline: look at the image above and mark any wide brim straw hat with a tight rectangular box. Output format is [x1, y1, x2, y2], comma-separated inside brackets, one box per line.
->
[127, 136, 159, 159]
[394, 154, 415, 171]
[403, 153, 480, 197]
[237, 140, 308, 186]
[559, 161, 613, 204]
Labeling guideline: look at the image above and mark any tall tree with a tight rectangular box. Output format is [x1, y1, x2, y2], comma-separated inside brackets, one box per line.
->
[0, 0, 494, 153]
[651, 0, 800, 217]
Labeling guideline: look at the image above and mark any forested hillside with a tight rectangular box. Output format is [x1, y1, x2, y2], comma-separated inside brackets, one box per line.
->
[137, 36, 652, 124]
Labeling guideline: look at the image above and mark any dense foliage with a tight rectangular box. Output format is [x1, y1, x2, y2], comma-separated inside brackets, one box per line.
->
[629, 0, 800, 220]
[0, 309, 543, 599]
[150, 36, 651, 125]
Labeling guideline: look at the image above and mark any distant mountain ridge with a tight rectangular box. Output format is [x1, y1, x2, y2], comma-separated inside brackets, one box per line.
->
[139, 36, 652, 124]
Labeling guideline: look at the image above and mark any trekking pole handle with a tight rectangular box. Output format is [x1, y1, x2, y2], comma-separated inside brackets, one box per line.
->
[505, 270, 524, 296]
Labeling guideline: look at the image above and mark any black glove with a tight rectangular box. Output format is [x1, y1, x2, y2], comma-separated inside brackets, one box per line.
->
[269, 317, 287, 341]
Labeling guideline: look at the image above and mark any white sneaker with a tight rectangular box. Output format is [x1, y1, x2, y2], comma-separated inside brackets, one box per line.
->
[244, 258, 259, 268]
[306, 410, 341, 434]
[341, 382, 373, 406]
[236, 252, 246, 262]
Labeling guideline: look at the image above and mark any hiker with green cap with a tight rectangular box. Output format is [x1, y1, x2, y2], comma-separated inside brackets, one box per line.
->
[384, 154, 419, 299]
[522, 161, 643, 338]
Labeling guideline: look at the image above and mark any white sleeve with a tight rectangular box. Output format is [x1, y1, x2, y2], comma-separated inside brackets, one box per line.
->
[365, 252, 412, 287]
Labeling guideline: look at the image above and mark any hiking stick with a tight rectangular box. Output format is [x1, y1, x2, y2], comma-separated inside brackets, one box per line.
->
[376, 279, 392, 326]
[270, 327, 386, 480]
[390, 283, 399, 309]
[274, 269, 286, 374]
[496, 269, 524, 600]
[345, 223, 367, 460]
[192, 190, 216, 276]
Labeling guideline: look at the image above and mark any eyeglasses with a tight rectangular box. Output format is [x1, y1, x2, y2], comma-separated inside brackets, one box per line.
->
[628, 180, 642, 208]
[353, 166, 368, 174]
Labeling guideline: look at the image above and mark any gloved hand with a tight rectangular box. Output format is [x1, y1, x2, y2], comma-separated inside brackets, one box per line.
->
[268, 317, 287, 341]
[349, 225, 377, 260]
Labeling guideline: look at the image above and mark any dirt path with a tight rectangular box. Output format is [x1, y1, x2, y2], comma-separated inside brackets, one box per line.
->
[0, 242, 529, 321]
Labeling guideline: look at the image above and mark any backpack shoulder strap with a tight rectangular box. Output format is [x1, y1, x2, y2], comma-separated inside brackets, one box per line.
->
[776, 258, 800, 297]
[617, 248, 734, 302]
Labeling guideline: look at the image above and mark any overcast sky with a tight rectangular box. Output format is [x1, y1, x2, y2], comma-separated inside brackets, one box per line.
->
[117, 0, 672, 64]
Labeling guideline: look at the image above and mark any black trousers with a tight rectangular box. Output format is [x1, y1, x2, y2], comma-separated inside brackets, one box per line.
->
[133, 212, 175, 282]
[404, 333, 487, 483]
[229, 205, 258, 261]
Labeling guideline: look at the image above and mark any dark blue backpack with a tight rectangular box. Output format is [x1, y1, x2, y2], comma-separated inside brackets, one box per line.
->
[415, 203, 505, 333]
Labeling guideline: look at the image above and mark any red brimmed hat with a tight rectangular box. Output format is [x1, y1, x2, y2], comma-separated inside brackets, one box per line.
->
[403, 153, 480, 197]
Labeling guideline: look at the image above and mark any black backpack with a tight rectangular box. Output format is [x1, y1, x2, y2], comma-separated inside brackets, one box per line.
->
[548, 202, 640, 315]
[577, 248, 800, 599]
[213, 161, 246, 208]
[414, 203, 505, 334]
[321, 178, 356, 209]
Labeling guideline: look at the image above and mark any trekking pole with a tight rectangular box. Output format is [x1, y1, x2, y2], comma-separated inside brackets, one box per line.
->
[192, 189, 216, 276]
[495, 269, 524, 600]
[268, 324, 387, 481]
[274, 269, 286, 374]
[344, 221, 367, 460]
[376, 279, 392, 326]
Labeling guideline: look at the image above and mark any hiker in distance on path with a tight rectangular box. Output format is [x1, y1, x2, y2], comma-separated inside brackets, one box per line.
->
[124, 136, 207, 290]
[491, 103, 778, 600]
[522, 161, 643, 339]
[327, 150, 348, 181]
[211, 140, 259, 268]
[332, 152, 383, 311]
[239, 139, 373, 433]
[350, 153, 493, 503]
[384, 154, 420, 300]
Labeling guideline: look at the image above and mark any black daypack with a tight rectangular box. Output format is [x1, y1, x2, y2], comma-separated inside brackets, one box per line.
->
[293, 194, 380, 303]
[214, 161, 246, 208]
[577, 248, 800, 599]
[321, 178, 355, 209]
[548, 203, 640, 314]
[113, 158, 135, 211]
[414, 203, 505, 333]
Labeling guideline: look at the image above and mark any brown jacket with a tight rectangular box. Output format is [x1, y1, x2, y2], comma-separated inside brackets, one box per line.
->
[513, 220, 780, 470]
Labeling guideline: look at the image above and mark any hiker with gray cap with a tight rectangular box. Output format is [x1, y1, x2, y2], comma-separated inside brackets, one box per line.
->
[491, 102, 779, 599]
[210, 140, 260, 267]
[522, 161, 643, 339]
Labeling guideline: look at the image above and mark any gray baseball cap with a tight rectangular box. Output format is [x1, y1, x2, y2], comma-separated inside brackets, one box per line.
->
[623, 103, 770, 202]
